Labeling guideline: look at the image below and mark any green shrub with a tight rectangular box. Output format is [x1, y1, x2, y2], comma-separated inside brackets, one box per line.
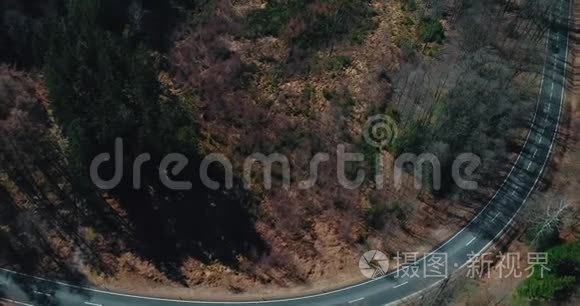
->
[246, 1, 306, 37]
[401, 0, 418, 12]
[236, 63, 259, 89]
[341, 94, 356, 111]
[390, 202, 407, 223]
[401, 16, 415, 26]
[247, 1, 377, 49]
[386, 106, 401, 123]
[301, 83, 315, 102]
[350, 18, 379, 45]
[392, 120, 430, 155]
[418, 17, 445, 43]
[519, 274, 575, 301]
[322, 88, 335, 101]
[294, 0, 377, 49]
[365, 201, 388, 229]
[399, 38, 417, 60]
[328, 55, 353, 71]
[518, 242, 580, 301]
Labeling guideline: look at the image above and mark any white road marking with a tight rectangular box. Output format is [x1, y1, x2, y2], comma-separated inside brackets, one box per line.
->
[348, 297, 365, 304]
[466, 237, 477, 246]
[84, 302, 103, 306]
[0, 6, 571, 306]
[0, 297, 34, 306]
[393, 281, 409, 289]
[532, 148, 538, 158]
[33, 290, 51, 297]
[385, 2, 572, 305]
[2, 26, 550, 304]
[547, 103, 551, 112]
[491, 212, 500, 222]
[526, 161, 533, 170]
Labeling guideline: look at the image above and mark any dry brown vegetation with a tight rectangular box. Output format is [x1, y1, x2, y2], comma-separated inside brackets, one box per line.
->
[0, 0, 558, 298]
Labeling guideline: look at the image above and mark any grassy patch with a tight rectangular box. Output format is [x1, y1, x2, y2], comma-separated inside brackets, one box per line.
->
[247, 1, 378, 49]
[339, 92, 356, 113]
[322, 87, 335, 101]
[262, 64, 286, 93]
[245, 0, 306, 38]
[294, 0, 377, 49]
[327, 55, 353, 71]
[401, 0, 418, 12]
[350, 17, 380, 45]
[401, 16, 415, 27]
[301, 82, 315, 103]
[418, 17, 445, 44]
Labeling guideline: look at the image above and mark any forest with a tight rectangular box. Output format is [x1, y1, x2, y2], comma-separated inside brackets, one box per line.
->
[0, 0, 571, 301]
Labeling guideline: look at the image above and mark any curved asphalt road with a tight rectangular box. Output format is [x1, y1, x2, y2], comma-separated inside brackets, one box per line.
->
[0, 1, 573, 305]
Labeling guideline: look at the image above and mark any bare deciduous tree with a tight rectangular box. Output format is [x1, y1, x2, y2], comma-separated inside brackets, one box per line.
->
[527, 200, 571, 250]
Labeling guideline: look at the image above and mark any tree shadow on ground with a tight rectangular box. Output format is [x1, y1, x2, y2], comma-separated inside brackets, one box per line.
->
[0, 184, 94, 305]
[111, 160, 268, 286]
[1, 151, 269, 289]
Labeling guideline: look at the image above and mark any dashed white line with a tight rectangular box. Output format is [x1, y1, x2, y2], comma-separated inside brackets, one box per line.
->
[0, 297, 34, 306]
[466, 237, 477, 246]
[490, 212, 500, 222]
[84, 302, 103, 306]
[526, 161, 533, 170]
[0, 9, 570, 305]
[33, 290, 51, 297]
[393, 281, 409, 289]
[532, 148, 538, 158]
[348, 297, 365, 304]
